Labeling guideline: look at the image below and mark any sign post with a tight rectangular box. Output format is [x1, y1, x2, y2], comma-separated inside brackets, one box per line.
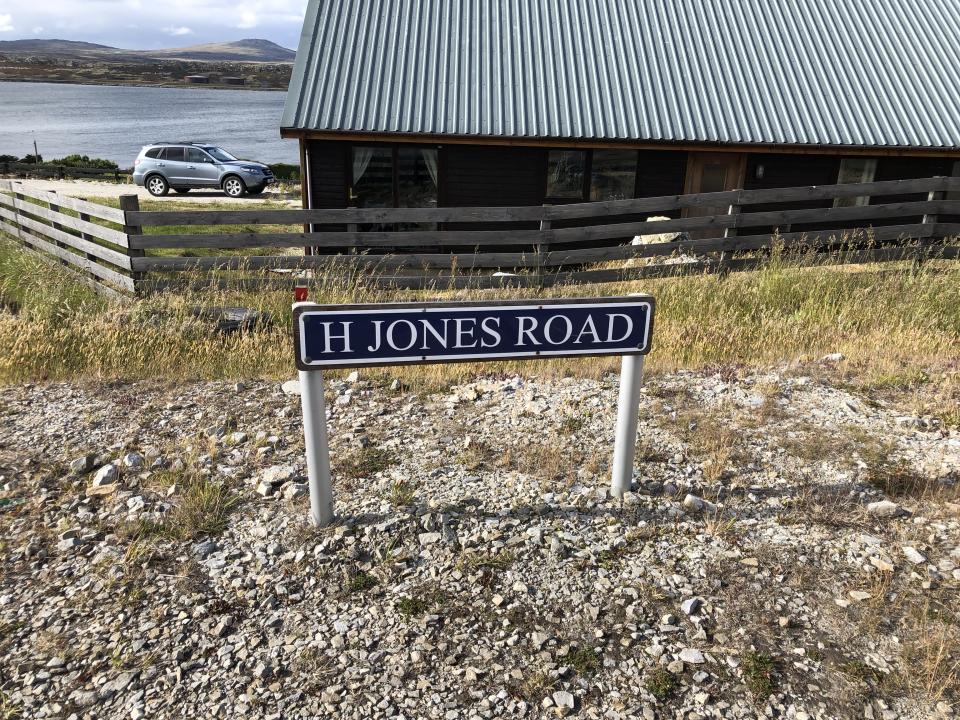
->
[298, 368, 334, 526]
[293, 297, 654, 526]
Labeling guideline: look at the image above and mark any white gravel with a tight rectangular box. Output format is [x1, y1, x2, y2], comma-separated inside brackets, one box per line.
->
[0, 366, 957, 719]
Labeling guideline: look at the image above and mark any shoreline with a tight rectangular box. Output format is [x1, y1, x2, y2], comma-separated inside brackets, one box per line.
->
[0, 76, 289, 92]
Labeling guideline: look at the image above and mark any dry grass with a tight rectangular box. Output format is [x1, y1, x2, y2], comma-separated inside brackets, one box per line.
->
[1, 237, 959, 385]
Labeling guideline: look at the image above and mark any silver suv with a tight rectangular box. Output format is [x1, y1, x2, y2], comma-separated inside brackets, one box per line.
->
[132, 142, 275, 198]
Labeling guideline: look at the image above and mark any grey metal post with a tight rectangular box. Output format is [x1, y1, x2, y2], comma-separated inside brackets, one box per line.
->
[610, 354, 646, 497]
[300, 368, 335, 526]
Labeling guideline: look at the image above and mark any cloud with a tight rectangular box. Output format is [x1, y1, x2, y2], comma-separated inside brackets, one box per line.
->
[236, 11, 259, 30]
[0, 1, 308, 48]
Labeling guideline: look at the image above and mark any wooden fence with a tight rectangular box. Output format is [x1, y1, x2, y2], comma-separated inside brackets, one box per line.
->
[1, 161, 129, 183]
[1, 176, 959, 297]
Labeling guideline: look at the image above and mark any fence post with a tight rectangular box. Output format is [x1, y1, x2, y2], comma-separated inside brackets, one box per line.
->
[119, 194, 145, 295]
[917, 177, 946, 271]
[537, 205, 551, 290]
[47, 196, 71, 270]
[719, 191, 741, 275]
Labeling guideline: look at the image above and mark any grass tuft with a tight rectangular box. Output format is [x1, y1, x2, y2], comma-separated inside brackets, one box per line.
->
[645, 666, 679, 702]
[742, 651, 777, 700]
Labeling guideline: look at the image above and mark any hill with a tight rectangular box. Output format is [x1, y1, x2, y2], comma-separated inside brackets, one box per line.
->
[0, 38, 295, 63]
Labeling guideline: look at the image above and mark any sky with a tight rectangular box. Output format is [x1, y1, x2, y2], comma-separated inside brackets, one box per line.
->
[0, 0, 308, 49]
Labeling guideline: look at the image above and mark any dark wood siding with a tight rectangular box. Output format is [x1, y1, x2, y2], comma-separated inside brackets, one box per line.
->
[636, 151, 688, 218]
[872, 157, 953, 204]
[440, 145, 546, 208]
[306, 141, 349, 209]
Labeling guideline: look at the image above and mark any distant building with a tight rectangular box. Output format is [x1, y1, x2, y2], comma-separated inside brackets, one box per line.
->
[282, 0, 960, 217]
[184, 75, 210, 84]
[222, 76, 245, 86]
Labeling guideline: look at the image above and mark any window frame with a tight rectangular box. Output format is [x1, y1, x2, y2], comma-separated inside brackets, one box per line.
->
[545, 148, 643, 203]
[589, 148, 641, 202]
[349, 144, 440, 208]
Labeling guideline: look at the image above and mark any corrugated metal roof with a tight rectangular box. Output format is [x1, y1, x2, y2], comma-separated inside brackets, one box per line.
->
[282, 0, 960, 149]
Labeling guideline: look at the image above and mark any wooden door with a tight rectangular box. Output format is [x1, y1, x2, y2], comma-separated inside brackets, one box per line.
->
[683, 153, 746, 237]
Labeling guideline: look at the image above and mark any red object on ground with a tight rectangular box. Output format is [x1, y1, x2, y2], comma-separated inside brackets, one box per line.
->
[294, 286, 309, 302]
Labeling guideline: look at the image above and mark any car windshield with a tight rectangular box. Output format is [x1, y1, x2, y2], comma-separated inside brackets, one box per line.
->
[202, 147, 237, 162]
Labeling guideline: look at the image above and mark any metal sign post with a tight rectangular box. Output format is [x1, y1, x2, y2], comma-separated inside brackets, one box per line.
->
[293, 297, 654, 526]
[610, 354, 646, 497]
[298, 367, 334, 526]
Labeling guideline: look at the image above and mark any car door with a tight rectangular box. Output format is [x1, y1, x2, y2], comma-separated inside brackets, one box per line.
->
[185, 147, 221, 187]
[160, 146, 188, 184]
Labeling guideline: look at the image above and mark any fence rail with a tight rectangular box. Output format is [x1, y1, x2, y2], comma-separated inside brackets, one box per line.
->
[1, 176, 959, 297]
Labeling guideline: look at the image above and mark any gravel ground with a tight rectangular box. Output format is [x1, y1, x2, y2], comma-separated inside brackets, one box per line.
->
[2, 178, 300, 204]
[0, 363, 958, 719]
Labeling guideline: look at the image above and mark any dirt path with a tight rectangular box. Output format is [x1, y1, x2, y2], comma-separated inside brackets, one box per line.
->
[3, 177, 301, 205]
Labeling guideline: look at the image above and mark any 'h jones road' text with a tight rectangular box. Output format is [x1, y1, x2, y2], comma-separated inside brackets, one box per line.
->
[294, 298, 655, 370]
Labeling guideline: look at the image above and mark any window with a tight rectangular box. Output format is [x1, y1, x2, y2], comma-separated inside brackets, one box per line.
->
[186, 148, 211, 163]
[834, 158, 877, 207]
[161, 147, 185, 162]
[203, 146, 237, 162]
[351, 147, 393, 208]
[397, 147, 439, 208]
[145, 148, 162, 159]
[546, 150, 587, 199]
[590, 150, 637, 201]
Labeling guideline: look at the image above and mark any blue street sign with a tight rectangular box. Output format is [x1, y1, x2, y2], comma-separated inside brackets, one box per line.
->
[294, 297, 655, 370]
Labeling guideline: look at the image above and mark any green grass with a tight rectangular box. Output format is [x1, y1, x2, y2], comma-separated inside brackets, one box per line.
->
[346, 571, 379, 594]
[567, 647, 600, 676]
[339, 447, 397, 480]
[645, 666, 679, 702]
[742, 651, 777, 700]
[0, 235, 959, 387]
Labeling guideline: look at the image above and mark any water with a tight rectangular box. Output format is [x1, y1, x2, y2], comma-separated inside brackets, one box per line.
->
[0, 81, 299, 166]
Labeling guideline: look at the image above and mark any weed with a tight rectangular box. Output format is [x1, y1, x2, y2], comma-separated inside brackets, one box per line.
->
[345, 571, 378, 595]
[397, 596, 430, 617]
[742, 651, 776, 700]
[397, 592, 443, 618]
[838, 659, 885, 685]
[567, 646, 600, 676]
[645, 666, 679, 702]
[457, 550, 516, 573]
[167, 477, 242, 539]
[0, 688, 19, 720]
[385, 478, 416, 507]
[559, 414, 586, 435]
[513, 669, 555, 702]
[339, 447, 396, 480]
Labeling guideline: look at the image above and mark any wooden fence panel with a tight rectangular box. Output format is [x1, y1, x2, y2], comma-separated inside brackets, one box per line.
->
[2, 176, 959, 297]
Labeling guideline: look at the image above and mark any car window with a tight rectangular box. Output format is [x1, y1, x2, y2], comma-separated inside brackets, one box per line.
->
[145, 148, 162, 159]
[161, 147, 185, 162]
[186, 148, 210, 163]
[203, 147, 237, 162]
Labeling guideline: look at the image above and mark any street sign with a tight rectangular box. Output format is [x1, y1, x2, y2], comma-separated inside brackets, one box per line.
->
[294, 298, 654, 370]
[292, 296, 655, 527]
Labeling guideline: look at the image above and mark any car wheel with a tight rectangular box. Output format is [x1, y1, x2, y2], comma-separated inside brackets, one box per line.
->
[222, 176, 246, 198]
[174, 188, 190, 195]
[146, 175, 169, 197]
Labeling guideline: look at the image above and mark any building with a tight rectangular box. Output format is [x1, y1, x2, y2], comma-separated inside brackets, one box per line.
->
[281, 0, 960, 222]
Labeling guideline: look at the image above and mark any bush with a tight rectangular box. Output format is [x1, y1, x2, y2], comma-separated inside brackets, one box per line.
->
[269, 163, 300, 182]
[50, 154, 118, 170]
[18, 154, 42, 164]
